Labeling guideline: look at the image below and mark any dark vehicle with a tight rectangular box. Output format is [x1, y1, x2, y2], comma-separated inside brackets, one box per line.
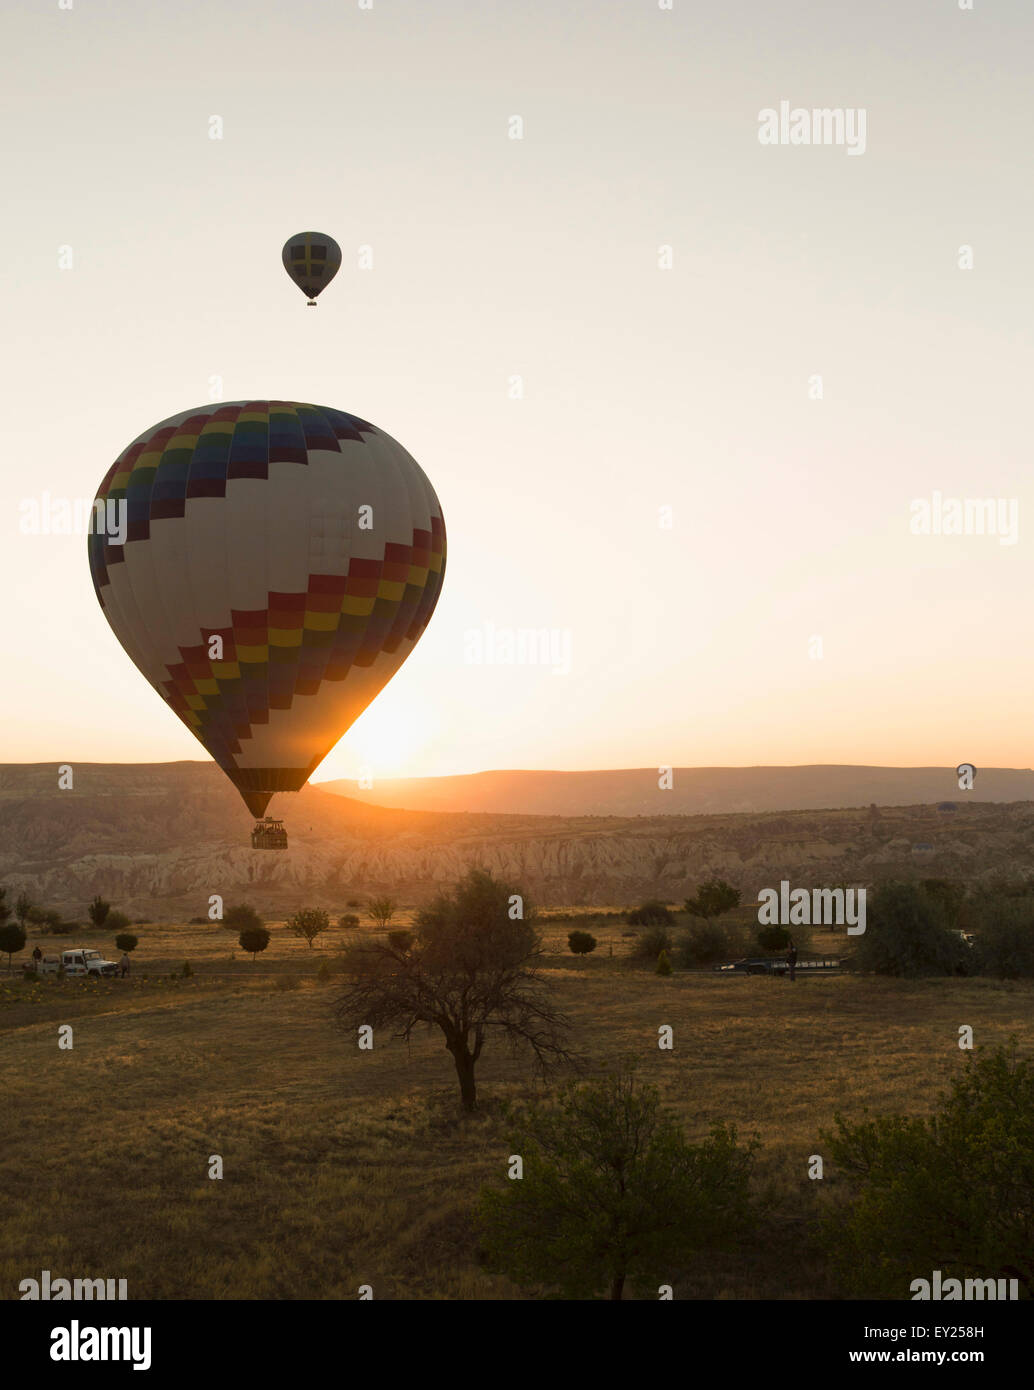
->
[714, 957, 788, 977]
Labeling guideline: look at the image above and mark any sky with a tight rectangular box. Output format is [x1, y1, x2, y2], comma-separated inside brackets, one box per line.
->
[3, 0, 1033, 783]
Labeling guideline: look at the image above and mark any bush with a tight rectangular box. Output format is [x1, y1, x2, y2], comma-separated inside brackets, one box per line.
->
[87, 895, 110, 928]
[114, 933, 139, 954]
[971, 897, 1034, 978]
[655, 949, 672, 976]
[757, 925, 791, 952]
[567, 929, 598, 956]
[818, 1045, 1034, 1297]
[224, 904, 264, 934]
[853, 882, 970, 978]
[387, 930, 415, 954]
[106, 910, 131, 934]
[685, 879, 741, 923]
[677, 919, 730, 966]
[633, 925, 673, 960]
[627, 900, 674, 927]
[338, 913, 360, 930]
[316, 960, 333, 982]
[239, 925, 271, 960]
[181, 961, 193, 978]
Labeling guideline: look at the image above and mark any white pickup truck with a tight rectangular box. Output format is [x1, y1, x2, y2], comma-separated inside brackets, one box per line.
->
[28, 948, 120, 979]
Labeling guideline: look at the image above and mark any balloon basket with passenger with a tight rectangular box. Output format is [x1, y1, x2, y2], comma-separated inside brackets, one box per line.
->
[251, 817, 288, 851]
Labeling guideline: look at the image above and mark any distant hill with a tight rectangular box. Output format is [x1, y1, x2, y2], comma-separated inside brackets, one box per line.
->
[2, 762, 1034, 920]
[315, 766, 1034, 817]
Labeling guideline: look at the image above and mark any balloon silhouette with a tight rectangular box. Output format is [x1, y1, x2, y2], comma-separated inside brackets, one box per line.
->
[282, 231, 341, 305]
[88, 401, 446, 827]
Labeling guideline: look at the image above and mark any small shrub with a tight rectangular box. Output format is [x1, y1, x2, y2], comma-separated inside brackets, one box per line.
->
[106, 910, 131, 934]
[338, 913, 360, 930]
[568, 930, 598, 956]
[633, 925, 673, 960]
[757, 925, 791, 952]
[181, 961, 193, 978]
[656, 949, 672, 976]
[627, 900, 674, 927]
[678, 919, 730, 966]
[317, 960, 332, 982]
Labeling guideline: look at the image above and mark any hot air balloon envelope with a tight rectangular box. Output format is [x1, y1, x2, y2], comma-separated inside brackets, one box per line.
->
[282, 231, 342, 303]
[88, 401, 446, 822]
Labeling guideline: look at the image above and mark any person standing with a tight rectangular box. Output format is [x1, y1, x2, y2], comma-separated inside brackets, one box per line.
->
[119, 952, 131, 979]
[786, 938, 798, 983]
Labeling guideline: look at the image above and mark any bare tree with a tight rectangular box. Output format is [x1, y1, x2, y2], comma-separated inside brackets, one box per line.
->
[335, 869, 575, 1111]
[366, 896, 397, 930]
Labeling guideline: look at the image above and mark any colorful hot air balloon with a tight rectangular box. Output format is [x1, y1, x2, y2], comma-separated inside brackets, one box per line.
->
[88, 402, 446, 845]
[282, 231, 341, 305]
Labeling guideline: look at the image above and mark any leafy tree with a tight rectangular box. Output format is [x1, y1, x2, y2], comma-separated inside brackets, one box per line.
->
[627, 900, 673, 927]
[655, 949, 672, 976]
[0, 887, 9, 926]
[0, 922, 27, 970]
[567, 930, 597, 956]
[632, 925, 673, 960]
[338, 913, 360, 930]
[367, 896, 397, 930]
[88, 895, 111, 928]
[971, 897, 1034, 979]
[114, 933, 139, 954]
[920, 878, 966, 929]
[106, 910, 131, 934]
[14, 893, 32, 929]
[853, 881, 970, 977]
[286, 907, 330, 949]
[677, 919, 745, 966]
[223, 904, 264, 934]
[239, 925, 271, 961]
[335, 868, 573, 1111]
[819, 1045, 1034, 1298]
[386, 929, 415, 954]
[757, 924, 791, 952]
[478, 1065, 759, 1299]
[685, 879, 741, 925]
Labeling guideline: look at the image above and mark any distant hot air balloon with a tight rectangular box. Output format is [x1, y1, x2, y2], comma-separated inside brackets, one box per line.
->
[282, 231, 341, 305]
[88, 402, 446, 847]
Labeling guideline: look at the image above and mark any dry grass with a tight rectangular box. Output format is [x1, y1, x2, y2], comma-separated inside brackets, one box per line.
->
[1, 919, 1031, 1300]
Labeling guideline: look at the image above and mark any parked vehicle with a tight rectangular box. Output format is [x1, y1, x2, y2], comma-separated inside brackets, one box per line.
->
[26, 948, 119, 978]
[715, 957, 788, 976]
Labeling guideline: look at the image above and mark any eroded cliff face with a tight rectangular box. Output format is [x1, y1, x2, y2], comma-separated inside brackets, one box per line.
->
[2, 763, 1033, 918]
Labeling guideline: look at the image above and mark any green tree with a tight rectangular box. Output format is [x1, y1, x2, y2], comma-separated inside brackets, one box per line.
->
[756, 924, 791, 952]
[286, 907, 330, 949]
[114, 933, 139, 954]
[14, 893, 33, 930]
[335, 869, 573, 1112]
[478, 1065, 758, 1299]
[567, 929, 597, 956]
[223, 904, 264, 934]
[971, 897, 1034, 979]
[0, 922, 27, 970]
[367, 897, 397, 930]
[239, 925, 271, 961]
[106, 910, 131, 934]
[88, 895, 111, 928]
[853, 881, 970, 977]
[655, 949, 672, 976]
[685, 879, 741, 926]
[819, 1045, 1034, 1297]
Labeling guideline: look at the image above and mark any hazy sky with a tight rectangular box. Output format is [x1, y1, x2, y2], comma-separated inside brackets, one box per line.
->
[3, 0, 1032, 782]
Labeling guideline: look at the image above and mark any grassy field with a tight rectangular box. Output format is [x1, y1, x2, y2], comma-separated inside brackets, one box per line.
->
[2, 914, 1031, 1300]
